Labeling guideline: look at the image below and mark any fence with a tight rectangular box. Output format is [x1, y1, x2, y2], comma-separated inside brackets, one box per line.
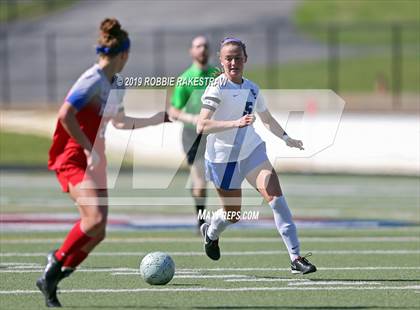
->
[0, 21, 418, 109]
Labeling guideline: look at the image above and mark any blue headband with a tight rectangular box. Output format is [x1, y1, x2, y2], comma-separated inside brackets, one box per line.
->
[221, 37, 247, 56]
[221, 37, 243, 45]
[96, 38, 130, 55]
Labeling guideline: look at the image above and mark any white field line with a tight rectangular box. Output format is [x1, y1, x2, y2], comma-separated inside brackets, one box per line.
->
[111, 274, 251, 279]
[1, 266, 420, 274]
[1, 236, 419, 244]
[175, 275, 248, 279]
[1, 286, 420, 294]
[0, 262, 41, 267]
[172, 270, 200, 274]
[1, 265, 42, 270]
[224, 278, 307, 282]
[1, 250, 420, 258]
[225, 279, 381, 285]
[287, 281, 381, 286]
[179, 266, 420, 271]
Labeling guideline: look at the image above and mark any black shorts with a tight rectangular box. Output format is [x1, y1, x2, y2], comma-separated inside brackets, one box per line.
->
[182, 127, 206, 165]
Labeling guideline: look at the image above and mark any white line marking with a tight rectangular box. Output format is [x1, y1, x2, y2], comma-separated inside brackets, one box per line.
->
[173, 271, 200, 274]
[225, 279, 381, 285]
[112, 273, 250, 279]
[287, 281, 381, 286]
[1, 236, 418, 244]
[225, 278, 307, 282]
[1, 266, 419, 274]
[178, 267, 420, 271]
[175, 275, 249, 279]
[0, 270, 43, 273]
[1, 286, 420, 294]
[0, 262, 41, 266]
[0, 263, 41, 268]
[1, 250, 419, 257]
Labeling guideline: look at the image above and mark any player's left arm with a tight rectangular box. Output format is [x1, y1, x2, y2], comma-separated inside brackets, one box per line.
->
[257, 109, 304, 150]
[112, 109, 170, 130]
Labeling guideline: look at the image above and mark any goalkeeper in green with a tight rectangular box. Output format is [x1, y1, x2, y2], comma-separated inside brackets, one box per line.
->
[169, 36, 219, 231]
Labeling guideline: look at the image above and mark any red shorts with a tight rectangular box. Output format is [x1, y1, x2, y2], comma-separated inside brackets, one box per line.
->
[55, 163, 107, 192]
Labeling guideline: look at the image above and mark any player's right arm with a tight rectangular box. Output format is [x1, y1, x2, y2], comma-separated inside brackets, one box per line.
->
[196, 83, 254, 134]
[59, 75, 102, 169]
[196, 108, 254, 134]
[58, 102, 99, 170]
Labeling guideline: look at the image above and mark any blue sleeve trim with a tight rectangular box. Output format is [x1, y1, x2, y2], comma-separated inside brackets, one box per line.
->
[66, 75, 100, 111]
[67, 89, 90, 110]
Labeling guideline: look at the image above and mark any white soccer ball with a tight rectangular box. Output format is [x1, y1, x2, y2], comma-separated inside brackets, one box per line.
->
[139, 252, 175, 285]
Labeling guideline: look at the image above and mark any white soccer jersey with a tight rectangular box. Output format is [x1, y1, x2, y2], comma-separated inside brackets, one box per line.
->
[201, 74, 267, 163]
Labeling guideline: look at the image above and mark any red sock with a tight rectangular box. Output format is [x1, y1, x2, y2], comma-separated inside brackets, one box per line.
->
[62, 249, 89, 268]
[55, 220, 93, 262]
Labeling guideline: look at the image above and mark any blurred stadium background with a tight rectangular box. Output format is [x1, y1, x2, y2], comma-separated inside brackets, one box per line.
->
[0, 1, 419, 308]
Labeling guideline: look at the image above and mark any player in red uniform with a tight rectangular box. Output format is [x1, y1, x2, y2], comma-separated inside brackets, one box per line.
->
[36, 18, 169, 307]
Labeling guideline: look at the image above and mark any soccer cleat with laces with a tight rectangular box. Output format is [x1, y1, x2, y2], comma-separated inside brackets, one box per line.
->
[200, 223, 221, 261]
[291, 253, 317, 275]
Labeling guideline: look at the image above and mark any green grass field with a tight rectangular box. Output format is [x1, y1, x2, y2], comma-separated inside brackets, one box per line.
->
[294, 0, 420, 44]
[0, 0, 79, 23]
[1, 228, 419, 309]
[0, 131, 50, 167]
[247, 52, 419, 91]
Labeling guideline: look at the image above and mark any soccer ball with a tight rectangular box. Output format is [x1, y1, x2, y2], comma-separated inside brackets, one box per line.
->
[139, 252, 175, 285]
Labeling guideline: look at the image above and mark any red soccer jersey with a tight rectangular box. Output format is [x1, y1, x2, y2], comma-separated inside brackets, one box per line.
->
[48, 64, 124, 191]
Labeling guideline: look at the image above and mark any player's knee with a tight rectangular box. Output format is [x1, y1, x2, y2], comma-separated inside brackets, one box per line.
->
[228, 217, 240, 224]
[267, 195, 276, 204]
[92, 214, 107, 229]
[95, 229, 106, 243]
[83, 213, 107, 232]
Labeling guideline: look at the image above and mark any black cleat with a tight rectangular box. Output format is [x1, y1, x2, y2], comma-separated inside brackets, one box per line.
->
[36, 278, 61, 308]
[36, 251, 63, 307]
[291, 253, 317, 275]
[200, 223, 220, 261]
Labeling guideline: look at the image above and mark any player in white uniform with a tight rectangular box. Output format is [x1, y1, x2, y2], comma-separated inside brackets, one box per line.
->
[197, 38, 316, 274]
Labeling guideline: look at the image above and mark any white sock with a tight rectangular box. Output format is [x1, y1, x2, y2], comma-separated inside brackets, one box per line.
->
[207, 209, 233, 240]
[269, 196, 300, 261]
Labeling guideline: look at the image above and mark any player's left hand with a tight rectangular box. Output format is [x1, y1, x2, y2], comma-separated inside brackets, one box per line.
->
[286, 138, 304, 150]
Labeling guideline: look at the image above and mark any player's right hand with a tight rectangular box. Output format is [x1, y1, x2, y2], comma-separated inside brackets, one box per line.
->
[236, 114, 255, 128]
[84, 149, 100, 171]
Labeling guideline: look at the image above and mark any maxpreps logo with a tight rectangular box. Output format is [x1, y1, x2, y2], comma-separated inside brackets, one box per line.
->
[198, 210, 260, 221]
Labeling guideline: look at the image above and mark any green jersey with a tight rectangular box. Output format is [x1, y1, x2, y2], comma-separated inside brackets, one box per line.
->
[171, 63, 219, 129]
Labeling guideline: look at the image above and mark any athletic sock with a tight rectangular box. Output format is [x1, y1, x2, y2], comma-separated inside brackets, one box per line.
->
[207, 208, 233, 240]
[194, 196, 205, 224]
[62, 249, 89, 269]
[269, 196, 300, 261]
[55, 220, 93, 262]
[194, 196, 206, 215]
